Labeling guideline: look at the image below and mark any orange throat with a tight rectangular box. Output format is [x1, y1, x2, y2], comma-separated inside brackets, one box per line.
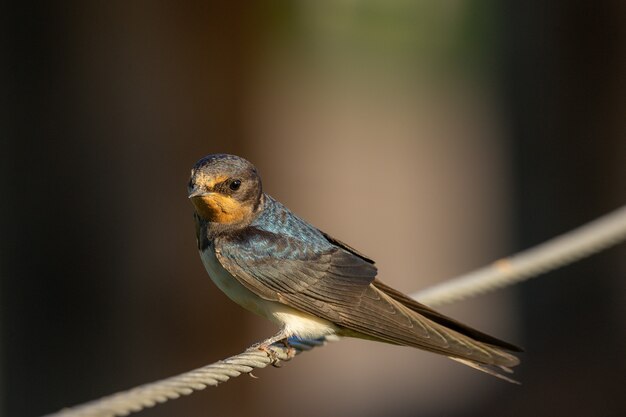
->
[191, 194, 251, 224]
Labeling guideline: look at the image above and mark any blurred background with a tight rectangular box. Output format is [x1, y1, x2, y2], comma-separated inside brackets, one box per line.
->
[1, 1, 624, 416]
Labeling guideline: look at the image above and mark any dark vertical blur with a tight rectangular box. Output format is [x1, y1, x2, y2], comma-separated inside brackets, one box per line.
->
[1, 2, 257, 416]
[495, 1, 626, 416]
[1, 1, 624, 417]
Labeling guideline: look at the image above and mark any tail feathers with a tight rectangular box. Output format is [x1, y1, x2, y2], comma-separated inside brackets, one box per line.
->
[369, 280, 522, 381]
[373, 279, 523, 352]
[449, 357, 520, 384]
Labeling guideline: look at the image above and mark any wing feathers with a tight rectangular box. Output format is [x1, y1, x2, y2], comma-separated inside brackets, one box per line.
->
[372, 279, 524, 352]
[215, 225, 520, 376]
[336, 287, 519, 367]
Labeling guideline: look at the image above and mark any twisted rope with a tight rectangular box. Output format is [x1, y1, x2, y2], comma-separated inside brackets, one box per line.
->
[48, 205, 626, 417]
[49, 338, 330, 417]
[413, 205, 626, 305]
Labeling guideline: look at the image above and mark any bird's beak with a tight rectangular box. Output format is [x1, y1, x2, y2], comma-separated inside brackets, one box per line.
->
[188, 188, 225, 221]
[189, 188, 215, 220]
[188, 188, 208, 199]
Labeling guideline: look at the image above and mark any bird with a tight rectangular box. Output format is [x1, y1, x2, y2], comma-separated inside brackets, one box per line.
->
[188, 153, 522, 382]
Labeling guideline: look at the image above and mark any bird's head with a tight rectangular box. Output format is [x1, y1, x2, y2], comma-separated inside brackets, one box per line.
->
[188, 154, 263, 227]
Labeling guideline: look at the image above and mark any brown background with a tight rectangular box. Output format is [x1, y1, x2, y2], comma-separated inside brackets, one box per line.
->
[1, 2, 624, 416]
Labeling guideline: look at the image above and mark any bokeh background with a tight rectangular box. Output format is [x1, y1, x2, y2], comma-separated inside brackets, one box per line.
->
[2, 1, 625, 416]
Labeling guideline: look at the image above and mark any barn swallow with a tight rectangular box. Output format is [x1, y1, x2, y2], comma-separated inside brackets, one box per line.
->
[188, 154, 522, 382]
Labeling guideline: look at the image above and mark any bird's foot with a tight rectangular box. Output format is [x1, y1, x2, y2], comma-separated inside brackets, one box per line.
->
[254, 337, 297, 367]
[276, 338, 298, 362]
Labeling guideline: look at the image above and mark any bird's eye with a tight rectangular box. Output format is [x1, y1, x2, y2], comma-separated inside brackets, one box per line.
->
[229, 179, 242, 191]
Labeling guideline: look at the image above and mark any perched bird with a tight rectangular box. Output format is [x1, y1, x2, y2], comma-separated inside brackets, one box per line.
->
[188, 154, 522, 382]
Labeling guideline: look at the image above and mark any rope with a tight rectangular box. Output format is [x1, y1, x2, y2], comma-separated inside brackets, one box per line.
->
[413, 205, 626, 305]
[47, 205, 626, 417]
[49, 338, 330, 417]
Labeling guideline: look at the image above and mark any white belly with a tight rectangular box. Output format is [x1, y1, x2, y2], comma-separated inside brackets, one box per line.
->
[199, 246, 339, 339]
